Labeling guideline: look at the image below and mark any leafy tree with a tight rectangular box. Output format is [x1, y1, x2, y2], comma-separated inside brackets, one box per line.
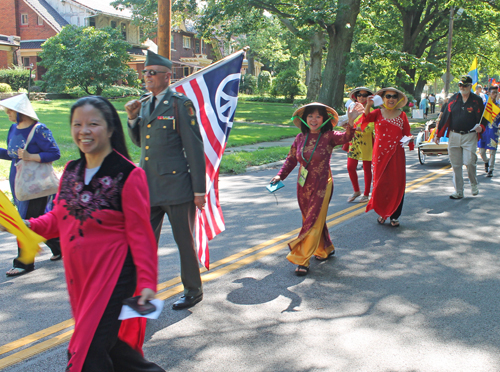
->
[200, 0, 362, 107]
[257, 71, 272, 93]
[270, 69, 306, 101]
[348, 0, 500, 99]
[240, 74, 258, 94]
[110, 0, 198, 41]
[39, 26, 139, 95]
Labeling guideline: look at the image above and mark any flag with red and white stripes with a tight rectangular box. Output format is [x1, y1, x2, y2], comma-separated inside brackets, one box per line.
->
[170, 50, 245, 269]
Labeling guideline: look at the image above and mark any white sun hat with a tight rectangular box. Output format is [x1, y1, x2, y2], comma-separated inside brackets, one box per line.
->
[0, 93, 39, 122]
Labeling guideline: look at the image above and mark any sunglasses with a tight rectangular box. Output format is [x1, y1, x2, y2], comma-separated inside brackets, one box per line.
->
[356, 93, 370, 97]
[458, 83, 471, 87]
[384, 94, 398, 99]
[142, 69, 168, 76]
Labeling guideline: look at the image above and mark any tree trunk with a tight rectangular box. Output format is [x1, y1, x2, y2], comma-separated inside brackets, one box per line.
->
[318, 0, 361, 109]
[247, 52, 255, 76]
[306, 31, 325, 101]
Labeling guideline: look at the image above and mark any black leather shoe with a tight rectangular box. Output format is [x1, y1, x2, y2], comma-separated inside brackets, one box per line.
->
[172, 294, 203, 310]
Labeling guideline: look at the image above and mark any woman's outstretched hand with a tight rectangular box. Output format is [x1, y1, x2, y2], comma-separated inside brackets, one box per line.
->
[270, 175, 281, 184]
[347, 102, 364, 126]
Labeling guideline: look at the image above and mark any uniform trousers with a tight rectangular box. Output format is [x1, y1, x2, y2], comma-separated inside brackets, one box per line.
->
[150, 201, 202, 297]
[480, 148, 497, 171]
[448, 131, 478, 194]
[82, 251, 164, 372]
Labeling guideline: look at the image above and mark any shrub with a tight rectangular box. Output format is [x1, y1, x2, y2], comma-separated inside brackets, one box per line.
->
[257, 71, 272, 93]
[0, 67, 30, 91]
[66, 85, 143, 98]
[240, 74, 258, 94]
[18, 88, 28, 93]
[0, 83, 12, 92]
[270, 69, 306, 101]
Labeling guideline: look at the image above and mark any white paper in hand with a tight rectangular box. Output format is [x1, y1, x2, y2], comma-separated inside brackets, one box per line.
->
[400, 135, 412, 147]
[118, 299, 164, 320]
[470, 124, 481, 132]
[372, 95, 384, 107]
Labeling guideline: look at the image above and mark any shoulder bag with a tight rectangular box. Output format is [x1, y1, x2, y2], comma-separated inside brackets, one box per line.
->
[14, 124, 60, 201]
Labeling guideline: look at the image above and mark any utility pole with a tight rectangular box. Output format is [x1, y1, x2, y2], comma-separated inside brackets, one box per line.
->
[445, 7, 454, 96]
[157, 0, 171, 59]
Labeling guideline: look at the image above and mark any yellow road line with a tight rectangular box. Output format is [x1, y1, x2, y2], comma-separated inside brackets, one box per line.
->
[0, 330, 73, 370]
[0, 319, 74, 356]
[0, 166, 453, 369]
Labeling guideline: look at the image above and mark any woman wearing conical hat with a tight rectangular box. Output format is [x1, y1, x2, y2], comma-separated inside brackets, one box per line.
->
[0, 93, 61, 276]
[270, 102, 364, 276]
[362, 88, 414, 227]
[345, 87, 375, 203]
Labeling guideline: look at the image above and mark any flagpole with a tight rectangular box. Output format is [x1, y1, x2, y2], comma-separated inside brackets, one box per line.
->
[171, 46, 249, 89]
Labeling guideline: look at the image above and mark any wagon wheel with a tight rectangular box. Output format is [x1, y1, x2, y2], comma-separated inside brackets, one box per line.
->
[418, 148, 426, 165]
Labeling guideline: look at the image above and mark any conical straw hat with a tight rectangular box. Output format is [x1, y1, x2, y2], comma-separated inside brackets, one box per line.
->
[0, 93, 39, 121]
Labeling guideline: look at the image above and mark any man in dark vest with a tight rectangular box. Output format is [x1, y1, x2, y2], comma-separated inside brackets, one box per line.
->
[125, 50, 206, 310]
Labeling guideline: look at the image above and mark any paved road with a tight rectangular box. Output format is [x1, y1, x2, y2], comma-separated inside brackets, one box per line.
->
[1, 146, 500, 372]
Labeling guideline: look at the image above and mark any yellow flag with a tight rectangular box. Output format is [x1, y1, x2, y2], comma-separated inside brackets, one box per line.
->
[0, 190, 46, 264]
[483, 97, 500, 123]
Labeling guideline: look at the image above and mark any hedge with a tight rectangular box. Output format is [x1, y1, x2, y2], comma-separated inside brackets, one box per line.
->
[0, 68, 30, 92]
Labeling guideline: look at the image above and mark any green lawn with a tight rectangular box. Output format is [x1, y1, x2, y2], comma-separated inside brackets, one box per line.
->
[220, 146, 291, 174]
[233, 101, 297, 125]
[227, 123, 297, 147]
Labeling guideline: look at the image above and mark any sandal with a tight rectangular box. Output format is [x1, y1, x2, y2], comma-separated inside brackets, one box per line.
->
[359, 195, 369, 203]
[295, 265, 309, 276]
[6, 267, 30, 277]
[347, 192, 361, 202]
[390, 219, 400, 227]
[377, 217, 386, 224]
[50, 254, 62, 261]
[315, 250, 335, 261]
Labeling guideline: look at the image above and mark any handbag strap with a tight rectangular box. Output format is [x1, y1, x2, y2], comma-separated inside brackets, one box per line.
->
[24, 123, 40, 149]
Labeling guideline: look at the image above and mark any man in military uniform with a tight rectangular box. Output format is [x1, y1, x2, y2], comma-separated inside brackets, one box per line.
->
[125, 50, 206, 310]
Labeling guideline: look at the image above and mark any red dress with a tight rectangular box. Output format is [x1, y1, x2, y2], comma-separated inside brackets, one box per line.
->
[278, 128, 354, 251]
[362, 109, 412, 218]
[29, 150, 158, 372]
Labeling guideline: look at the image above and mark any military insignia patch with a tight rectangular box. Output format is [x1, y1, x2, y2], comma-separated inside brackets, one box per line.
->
[184, 101, 196, 117]
[157, 116, 175, 120]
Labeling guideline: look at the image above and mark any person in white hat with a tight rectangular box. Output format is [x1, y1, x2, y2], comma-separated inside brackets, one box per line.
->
[270, 102, 363, 276]
[363, 88, 414, 227]
[345, 87, 375, 203]
[0, 93, 61, 276]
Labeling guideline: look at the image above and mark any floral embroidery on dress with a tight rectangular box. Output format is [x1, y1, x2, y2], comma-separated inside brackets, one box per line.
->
[58, 161, 123, 240]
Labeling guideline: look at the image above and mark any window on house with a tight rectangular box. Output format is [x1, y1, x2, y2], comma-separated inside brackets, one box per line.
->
[121, 23, 127, 39]
[89, 18, 96, 27]
[37, 16, 43, 25]
[21, 14, 29, 25]
[22, 57, 30, 67]
[183, 67, 190, 77]
[195, 40, 200, 54]
[171, 34, 174, 50]
[182, 36, 191, 49]
[111, 20, 117, 28]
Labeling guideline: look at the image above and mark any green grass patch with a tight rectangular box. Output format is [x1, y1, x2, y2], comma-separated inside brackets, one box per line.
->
[234, 101, 296, 125]
[227, 123, 298, 147]
[220, 146, 290, 174]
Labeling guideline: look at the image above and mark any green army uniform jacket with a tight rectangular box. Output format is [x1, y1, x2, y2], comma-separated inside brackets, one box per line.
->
[128, 88, 206, 207]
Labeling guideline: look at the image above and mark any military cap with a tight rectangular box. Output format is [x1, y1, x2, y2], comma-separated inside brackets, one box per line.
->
[145, 50, 173, 69]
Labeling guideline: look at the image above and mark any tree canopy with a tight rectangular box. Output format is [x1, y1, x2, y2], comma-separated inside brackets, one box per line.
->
[39, 26, 139, 95]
